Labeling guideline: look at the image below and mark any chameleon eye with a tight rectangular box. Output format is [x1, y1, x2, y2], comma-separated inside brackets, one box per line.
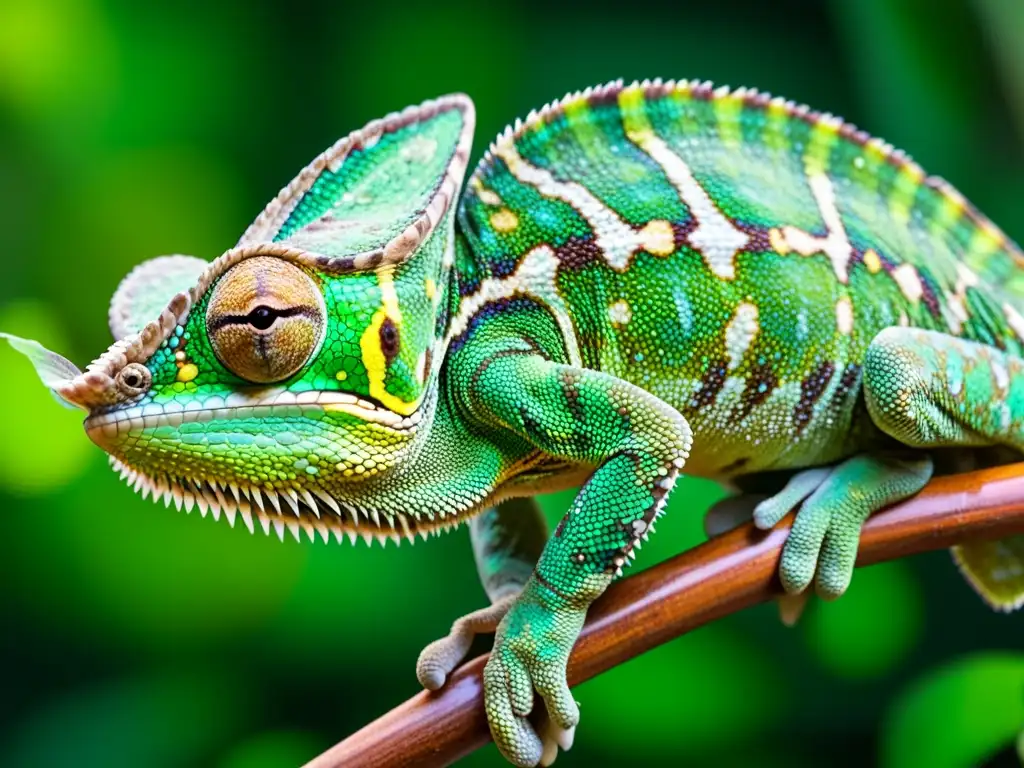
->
[206, 256, 325, 384]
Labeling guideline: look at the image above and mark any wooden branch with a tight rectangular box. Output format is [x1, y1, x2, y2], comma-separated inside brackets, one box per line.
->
[303, 463, 1024, 768]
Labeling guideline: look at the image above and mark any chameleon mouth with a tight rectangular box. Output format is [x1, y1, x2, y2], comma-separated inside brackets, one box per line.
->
[108, 455, 461, 546]
[85, 388, 424, 439]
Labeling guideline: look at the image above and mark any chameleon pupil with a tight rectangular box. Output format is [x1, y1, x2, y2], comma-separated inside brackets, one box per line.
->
[379, 317, 400, 361]
[248, 306, 276, 331]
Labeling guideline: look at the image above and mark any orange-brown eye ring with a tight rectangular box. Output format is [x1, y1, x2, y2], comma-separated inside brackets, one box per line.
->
[206, 256, 325, 384]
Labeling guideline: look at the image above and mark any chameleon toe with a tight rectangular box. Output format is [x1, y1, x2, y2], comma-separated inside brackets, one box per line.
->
[484, 653, 545, 766]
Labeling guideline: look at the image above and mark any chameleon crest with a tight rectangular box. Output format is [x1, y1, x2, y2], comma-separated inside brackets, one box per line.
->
[9, 94, 475, 542]
[7, 79, 1024, 767]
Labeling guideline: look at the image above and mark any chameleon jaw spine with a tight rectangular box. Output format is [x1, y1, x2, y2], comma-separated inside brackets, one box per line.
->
[107, 455, 457, 546]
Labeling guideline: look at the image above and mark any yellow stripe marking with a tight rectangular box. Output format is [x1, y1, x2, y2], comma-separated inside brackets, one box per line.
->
[713, 88, 743, 148]
[763, 97, 791, 154]
[804, 114, 840, 176]
[640, 219, 675, 256]
[360, 268, 421, 417]
[490, 208, 519, 233]
[863, 249, 882, 274]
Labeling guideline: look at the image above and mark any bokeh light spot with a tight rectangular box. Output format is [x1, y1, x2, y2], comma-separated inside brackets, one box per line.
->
[805, 560, 923, 679]
[881, 652, 1024, 768]
[0, 0, 115, 123]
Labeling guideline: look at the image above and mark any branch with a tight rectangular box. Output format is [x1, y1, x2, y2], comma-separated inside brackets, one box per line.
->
[303, 463, 1024, 768]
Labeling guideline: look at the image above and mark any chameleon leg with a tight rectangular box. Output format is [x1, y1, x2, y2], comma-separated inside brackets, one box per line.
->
[463, 353, 691, 766]
[416, 497, 547, 690]
[864, 327, 1024, 610]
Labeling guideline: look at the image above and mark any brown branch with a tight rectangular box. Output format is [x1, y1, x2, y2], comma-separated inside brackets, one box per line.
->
[303, 463, 1024, 768]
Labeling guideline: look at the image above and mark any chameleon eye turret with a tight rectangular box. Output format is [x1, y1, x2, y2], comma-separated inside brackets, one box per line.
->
[115, 362, 151, 397]
[206, 256, 325, 384]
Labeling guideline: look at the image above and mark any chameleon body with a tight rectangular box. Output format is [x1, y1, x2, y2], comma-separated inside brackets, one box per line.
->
[7, 79, 1024, 766]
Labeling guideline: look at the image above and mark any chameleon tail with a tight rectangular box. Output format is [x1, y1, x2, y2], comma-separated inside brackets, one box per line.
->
[952, 536, 1024, 612]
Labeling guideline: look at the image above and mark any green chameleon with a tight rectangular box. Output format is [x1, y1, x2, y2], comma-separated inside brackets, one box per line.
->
[6, 78, 1024, 766]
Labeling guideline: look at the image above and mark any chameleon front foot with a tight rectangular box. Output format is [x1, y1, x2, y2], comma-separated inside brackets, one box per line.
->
[753, 456, 932, 598]
[416, 593, 518, 690]
[484, 582, 585, 767]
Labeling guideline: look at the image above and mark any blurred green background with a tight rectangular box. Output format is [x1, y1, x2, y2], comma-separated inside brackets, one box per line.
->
[1, 0, 1023, 766]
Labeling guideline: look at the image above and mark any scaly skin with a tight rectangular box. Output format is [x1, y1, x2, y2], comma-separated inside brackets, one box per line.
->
[6, 78, 1024, 766]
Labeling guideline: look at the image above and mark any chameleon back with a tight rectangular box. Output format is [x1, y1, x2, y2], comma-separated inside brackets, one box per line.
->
[456, 79, 1024, 475]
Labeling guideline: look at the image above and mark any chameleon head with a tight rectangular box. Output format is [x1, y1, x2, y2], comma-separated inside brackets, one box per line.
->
[6, 93, 475, 542]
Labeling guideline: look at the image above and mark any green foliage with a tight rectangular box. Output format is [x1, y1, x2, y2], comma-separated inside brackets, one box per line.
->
[881, 653, 1024, 768]
[1, 0, 1023, 765]
[804, 560, 923, 679]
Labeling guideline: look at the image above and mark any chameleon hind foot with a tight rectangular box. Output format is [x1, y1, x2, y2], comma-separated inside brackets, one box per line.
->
[416, 593, 518, 690]
[704, 489, 811, 625]
[754, 455, 933, 598]
[484, 579, 584, 767]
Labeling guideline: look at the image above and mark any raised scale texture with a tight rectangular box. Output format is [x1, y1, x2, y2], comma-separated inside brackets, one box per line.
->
[6, 79, 1024, 767]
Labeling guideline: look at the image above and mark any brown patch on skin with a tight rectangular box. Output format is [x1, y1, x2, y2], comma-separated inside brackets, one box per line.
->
[559, 369, 589, 451]
[671, 220, 697, 250]
[688, 358, 729, 412]
[556, 236, 604, 270]
[422, 347, 433, 381]
[691, 81, 715, 100]
[833, 363, 862, 406]
[737, 362, 778, 421]
[587, 86, 620, 108]
[793, 360, 836, 435]
[735, 222, 772, 254]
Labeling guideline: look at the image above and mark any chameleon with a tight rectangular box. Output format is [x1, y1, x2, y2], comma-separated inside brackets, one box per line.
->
[5, 78, 1024, 766]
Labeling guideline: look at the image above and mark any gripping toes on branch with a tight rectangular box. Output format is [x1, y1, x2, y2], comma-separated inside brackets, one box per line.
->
[753, 455, 933, 598]
[484, 582, 584, 767]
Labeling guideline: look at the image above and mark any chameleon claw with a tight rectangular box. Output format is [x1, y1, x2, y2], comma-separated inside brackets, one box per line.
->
[776, 590, 811, 627]
[538, 719, 576, 766]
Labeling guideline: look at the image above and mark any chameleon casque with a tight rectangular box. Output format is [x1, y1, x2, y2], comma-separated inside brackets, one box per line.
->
[6, 78, 1024, 765]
